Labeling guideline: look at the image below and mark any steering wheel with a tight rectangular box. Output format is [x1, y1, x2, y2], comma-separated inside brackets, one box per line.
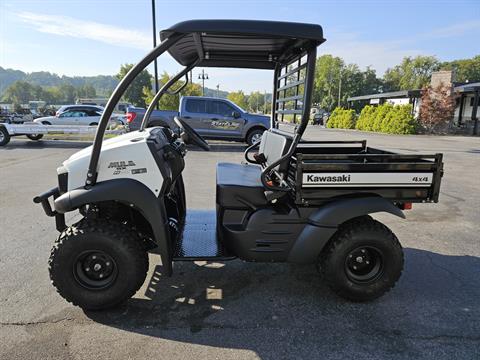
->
[174, 116, 210, 151]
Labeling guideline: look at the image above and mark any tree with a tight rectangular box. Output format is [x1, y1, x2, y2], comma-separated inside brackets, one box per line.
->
[1, 81, 36, 106]
[247, 91, 265, 112]
[76, 84, 97, 98]
[383, 56, 440, 91]
[227, 90, 248, 109]
[116, 64, 152, 107]
[419, 84, 456, 133]
[441, 55, 480, 83]
[313, 55, 343, 112]
[143, 71, 202, 110]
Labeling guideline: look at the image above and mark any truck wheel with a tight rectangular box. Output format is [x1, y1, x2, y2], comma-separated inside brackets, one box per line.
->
[319, 217, 403, 302]
[26, 134, 44, 141]
[49, 219, 149, 310]
[0, 126, 10, 146]
[246, 128, 265, 146]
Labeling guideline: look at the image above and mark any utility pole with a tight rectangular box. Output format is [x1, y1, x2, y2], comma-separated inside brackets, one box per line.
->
[151, 0, 159, 96]
[198, 69, 209, 96]
[338, 68, 343, 108]
[216, 84, 220, 97]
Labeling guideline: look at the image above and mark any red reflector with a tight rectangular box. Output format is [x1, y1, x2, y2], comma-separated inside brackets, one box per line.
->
[126, 112, 136, 123]
[401, 202, 413, 210]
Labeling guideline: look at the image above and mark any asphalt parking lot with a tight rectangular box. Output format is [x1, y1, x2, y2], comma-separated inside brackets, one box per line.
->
[0, 128, 479, 359]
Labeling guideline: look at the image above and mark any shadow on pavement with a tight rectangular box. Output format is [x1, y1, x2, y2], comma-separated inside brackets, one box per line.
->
[2, 139, 93, 150]
[86, 248, 480, 358]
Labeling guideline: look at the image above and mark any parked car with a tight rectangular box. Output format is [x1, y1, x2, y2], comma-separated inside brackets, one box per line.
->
[126, 96, 270, 145]
[34, 107, 124, 126]
[55, 104, 104, 117]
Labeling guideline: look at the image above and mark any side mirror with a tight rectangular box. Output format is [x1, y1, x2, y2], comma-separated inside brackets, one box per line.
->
[232, 111, 241, 119]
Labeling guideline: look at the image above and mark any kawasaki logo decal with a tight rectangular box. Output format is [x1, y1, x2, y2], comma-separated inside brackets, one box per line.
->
[306, 174, 351, 183]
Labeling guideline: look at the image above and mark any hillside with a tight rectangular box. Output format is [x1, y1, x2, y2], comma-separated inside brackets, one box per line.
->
[0, 66, 229, 99]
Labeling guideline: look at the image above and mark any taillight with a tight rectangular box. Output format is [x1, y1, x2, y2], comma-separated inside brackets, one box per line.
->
[126, 112, 137, 123]
[399, 202, 413, 210]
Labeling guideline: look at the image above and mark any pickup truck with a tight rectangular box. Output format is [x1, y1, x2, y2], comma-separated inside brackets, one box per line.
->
[126, 96, 270, 145]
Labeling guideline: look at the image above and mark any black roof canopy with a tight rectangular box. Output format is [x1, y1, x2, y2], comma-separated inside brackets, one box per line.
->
[160, 20, 325, 69]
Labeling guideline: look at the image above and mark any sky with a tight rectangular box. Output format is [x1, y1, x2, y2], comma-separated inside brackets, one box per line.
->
[0, 0, 479, 93]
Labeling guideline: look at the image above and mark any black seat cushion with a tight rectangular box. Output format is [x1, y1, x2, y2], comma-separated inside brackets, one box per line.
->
[216, 162, 267, 208]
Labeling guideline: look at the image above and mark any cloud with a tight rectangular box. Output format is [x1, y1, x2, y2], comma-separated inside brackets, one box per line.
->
[321, 33, 423, 75]
[16, 11, 151, 50]
[425, 20, 480, 39]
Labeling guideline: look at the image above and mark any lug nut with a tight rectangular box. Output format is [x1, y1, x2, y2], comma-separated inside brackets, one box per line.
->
[353, 265, 357, 270]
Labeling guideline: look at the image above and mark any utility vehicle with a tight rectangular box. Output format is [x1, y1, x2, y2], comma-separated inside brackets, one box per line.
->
[34, 20, 444, 310]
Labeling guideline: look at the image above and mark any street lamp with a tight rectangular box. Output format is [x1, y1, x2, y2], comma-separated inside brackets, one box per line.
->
[198, 69, 209, 96]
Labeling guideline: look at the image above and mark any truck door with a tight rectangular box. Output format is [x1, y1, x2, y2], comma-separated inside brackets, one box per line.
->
[205, 100, 245, 138]
[181, 98, 210, 136]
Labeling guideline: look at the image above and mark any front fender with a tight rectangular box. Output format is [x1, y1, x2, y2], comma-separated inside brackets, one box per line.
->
[54, 178, 172, 275]
[288, 196, 404, 263]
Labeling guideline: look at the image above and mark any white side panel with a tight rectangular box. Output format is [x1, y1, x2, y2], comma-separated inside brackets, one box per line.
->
[302, 172, 433, 187]
[63, 129, 163, 195]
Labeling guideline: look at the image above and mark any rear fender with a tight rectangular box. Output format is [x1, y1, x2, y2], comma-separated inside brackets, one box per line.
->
[287, 197, 404, 263]
[54, 178, 173, 275]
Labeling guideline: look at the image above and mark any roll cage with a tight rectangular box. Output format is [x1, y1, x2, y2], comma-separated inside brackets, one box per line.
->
[86, 19, 325, 189]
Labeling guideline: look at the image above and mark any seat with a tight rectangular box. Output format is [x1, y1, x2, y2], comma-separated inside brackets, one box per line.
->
[216, 162, 267, 208]
[216, 130, 292, 209]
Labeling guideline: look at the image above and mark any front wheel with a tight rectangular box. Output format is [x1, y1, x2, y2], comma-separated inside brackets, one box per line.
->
[49, 219, 149, 310]
[319, 217, 404, 302]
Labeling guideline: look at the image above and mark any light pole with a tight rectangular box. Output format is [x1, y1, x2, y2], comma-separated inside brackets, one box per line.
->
[198, 70, 209, 96]
[151, 0, 159, 96]
[216, 84, 220, 97]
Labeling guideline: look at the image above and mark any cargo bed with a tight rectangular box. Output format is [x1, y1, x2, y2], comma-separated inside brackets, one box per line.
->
[288, 140, 443, 205]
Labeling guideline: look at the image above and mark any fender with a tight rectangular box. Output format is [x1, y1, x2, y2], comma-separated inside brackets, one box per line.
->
[287, 196, 404, 263]
[54, 178, 173, 276]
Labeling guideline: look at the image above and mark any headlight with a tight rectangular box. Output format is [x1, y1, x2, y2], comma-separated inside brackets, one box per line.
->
[57, 166, 68, 194]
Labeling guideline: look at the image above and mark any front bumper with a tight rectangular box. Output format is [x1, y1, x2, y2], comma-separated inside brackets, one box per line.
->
[33, 187, 66, 232]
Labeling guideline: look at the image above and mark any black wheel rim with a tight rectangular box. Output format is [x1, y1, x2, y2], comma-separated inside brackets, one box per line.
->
[73, 250, 118, 290]
[344, 246, 384, 284]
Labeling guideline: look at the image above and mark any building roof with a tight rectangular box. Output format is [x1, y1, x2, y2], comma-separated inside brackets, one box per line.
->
[348, 90, 422, 102]
[160, 20, 325, 69]
[454, 82, 480, 93]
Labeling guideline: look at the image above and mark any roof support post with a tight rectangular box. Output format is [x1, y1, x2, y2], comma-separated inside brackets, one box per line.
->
[140, 60, 199, 130]
[85, 32, 185, 186]
[472, 89, 479, 135]
[458, 93, 465, 126]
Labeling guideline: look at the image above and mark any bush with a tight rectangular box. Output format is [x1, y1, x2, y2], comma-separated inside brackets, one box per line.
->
[355, 103, 418, 134]
[326, 107, 356, 129]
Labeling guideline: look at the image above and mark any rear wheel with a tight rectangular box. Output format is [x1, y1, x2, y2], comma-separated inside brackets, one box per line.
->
[319, 217, 403, 302]
[26, 134, 43, 141]
[89, 122, 98, 126]
[41, 121, 51, 125]
[246, 128, 265, 146]
[49, 219, 149, 310]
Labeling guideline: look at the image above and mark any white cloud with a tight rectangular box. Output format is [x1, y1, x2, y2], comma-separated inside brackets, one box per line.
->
[16, 11, 151, 50]
[425, 20, 480, 39]
[321, 33, 424, 75]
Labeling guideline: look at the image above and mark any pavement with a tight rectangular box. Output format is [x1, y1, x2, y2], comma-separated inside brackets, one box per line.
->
[0, 128, 479, 359]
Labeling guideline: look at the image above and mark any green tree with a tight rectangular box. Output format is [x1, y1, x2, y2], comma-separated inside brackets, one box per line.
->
[76, 84, 97, 98]
[1, 81, 36, 106]
[247, 91, 265, 112]
[227, 90, 248, 109]
[117, 64, 152, 107]
[59, 83, 77, 103]
[440, 55, 480, 83]
[383, 56, 440, 91]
